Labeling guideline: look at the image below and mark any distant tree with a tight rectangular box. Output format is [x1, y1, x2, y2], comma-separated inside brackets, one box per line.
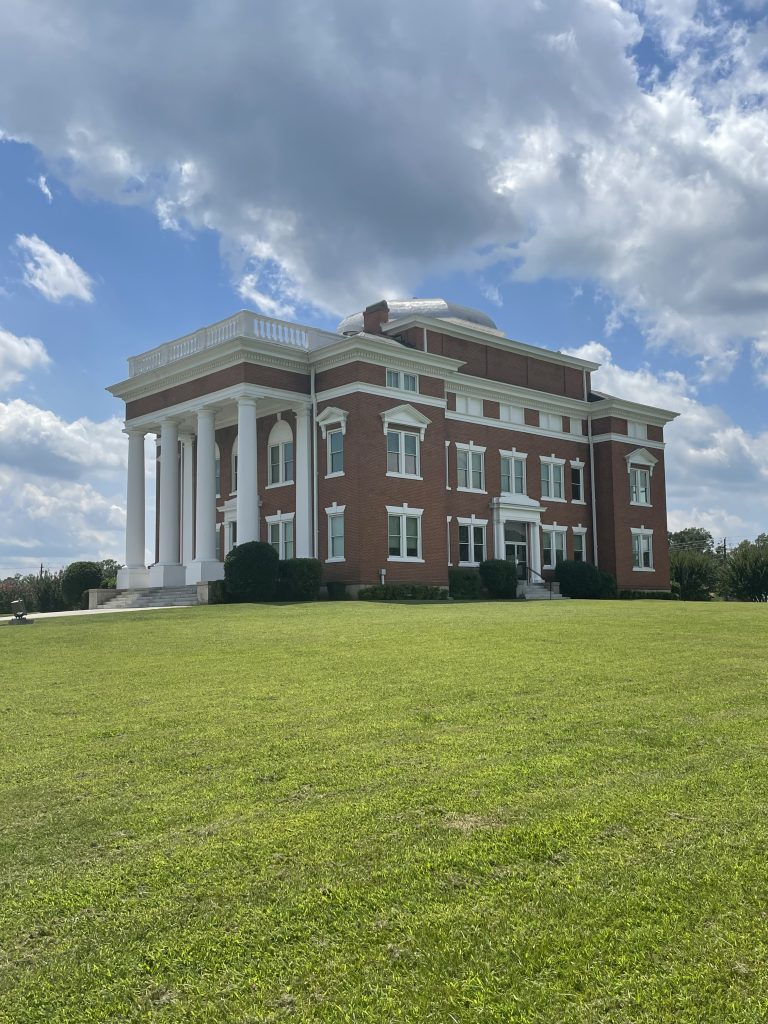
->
[718, 542, 768, 602]
[668, 527, 715, 555]
[755, 533, 768, 547]
[670, 550, 719, 601]
[61, 561, 103, 609]
[98, 559, 122, 588]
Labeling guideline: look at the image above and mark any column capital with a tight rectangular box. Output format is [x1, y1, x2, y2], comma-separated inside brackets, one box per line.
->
[294, 403, 311, 419]
[125, 426, 146, 438]
[237, 396, 258, 409]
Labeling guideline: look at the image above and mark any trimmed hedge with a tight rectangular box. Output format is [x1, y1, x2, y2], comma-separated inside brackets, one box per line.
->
[358, 583, 448, 601]
[277, 558, 322, 601]
[61, 561, 103, 609]
[449, 568, 482, 600]
[224, 541, 279, 603]
[326, 581, 348, 601]
[618, 589, 678, 600]
[479, 559, 517, 599]
[554, 560, 616, 599]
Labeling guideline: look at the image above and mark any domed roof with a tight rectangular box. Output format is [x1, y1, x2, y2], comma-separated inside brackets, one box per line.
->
[336, 298, 501, 336]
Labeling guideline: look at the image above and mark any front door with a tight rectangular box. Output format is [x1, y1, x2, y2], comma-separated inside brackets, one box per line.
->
[504, 522, 528, 579]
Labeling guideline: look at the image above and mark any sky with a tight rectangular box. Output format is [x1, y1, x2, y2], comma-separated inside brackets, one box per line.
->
[0, 0, 767, 575]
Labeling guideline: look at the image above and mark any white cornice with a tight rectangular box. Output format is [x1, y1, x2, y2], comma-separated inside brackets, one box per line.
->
[124, 382, 310, 433]
[381, 316, 600, 371]
[589, 393, 679, 425]
[592, 433, 666, 449]
[445, 411, 589, 445]
[448, 374, 590, 414]
[316, 382, 446, 409]
[310, 334, 464, 378]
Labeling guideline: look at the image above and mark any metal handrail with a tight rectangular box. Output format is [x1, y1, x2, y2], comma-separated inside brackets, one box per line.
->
[519, 563, 553, 599]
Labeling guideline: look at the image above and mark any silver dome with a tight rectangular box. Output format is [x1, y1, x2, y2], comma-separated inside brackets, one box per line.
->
[336, 298, 501, 336]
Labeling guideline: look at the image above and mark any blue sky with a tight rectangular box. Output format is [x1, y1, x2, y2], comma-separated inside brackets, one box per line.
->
[0, 0, 766, 573]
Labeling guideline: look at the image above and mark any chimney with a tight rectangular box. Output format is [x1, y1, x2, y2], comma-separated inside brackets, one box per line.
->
[362, 300, 389, 335]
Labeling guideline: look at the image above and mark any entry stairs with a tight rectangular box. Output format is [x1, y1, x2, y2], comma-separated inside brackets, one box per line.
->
[520, 581, 567, 600]
[99, 586, 201, 610]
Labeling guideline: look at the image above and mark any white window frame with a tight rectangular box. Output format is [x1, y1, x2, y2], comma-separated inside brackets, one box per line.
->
[499, 403, 525, 425]
[214, 442, 221, 498]
[325, 503, 346, 563]
[231, 437, 238, 495]
[572, 526, 587, 563]
[539, 412, 563, 432]
[457, 515, 488, 567]
[326, 428, 344, 478]
[386, 368, 419, 393]
[569, 417, 585, 436]
[266, 511, 295, 560]
[455, 394, 484, 417]
[267, 419, 294, 489]
[631, 527, 654, 571]
[570, 459, 585, 504]
[629, 466, 651, 506]
[456, 442, 486, 493]
[500, 449, 527, 496]
[386, 504, 424, 562]
[627, 420, 648, 440]
[541, 524, 568, 569]
[387, 428, 421, 479]
[317, 406, 348, 479]
[540, 455, 566, 502]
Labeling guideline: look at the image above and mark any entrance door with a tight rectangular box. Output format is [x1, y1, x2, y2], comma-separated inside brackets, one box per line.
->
[504, 522, 528, 579]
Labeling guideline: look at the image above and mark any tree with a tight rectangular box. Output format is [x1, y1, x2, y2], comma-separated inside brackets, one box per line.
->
[224, 541, 279, 602]
[99, 559, 122, 587]
[719, 542, 768, 602]
[668, 527, 715, 555]
[670, 550, 718, 601]
[61, 561, 103, 609]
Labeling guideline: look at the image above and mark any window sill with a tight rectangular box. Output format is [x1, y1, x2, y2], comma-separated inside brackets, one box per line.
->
[325, 556, 346, 563]
[387, 556, 425, 563]
[632, 566, 655, 572]
[458, 561, 481, 568]
[630, 501, 652, 507]
[325, 471, 345, 480]
[265, 481, 294, 490]
[500, 490, 528, 499]
[541, 495, 566, 502]
[386, 472, 423, 480]
[572, 499, 586, 505]
[457, 486, 487, 494]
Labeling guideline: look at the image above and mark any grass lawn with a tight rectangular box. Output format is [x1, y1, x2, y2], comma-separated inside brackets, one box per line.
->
[1, 601, 768, 1023]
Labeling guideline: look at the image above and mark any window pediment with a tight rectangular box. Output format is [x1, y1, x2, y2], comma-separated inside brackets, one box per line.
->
[381, 404, 431, 440]
[626, 448, 658, 475]
[316, 406, 348, 439]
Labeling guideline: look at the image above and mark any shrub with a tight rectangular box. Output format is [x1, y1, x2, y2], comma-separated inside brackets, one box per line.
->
[618, 589, 678, 600]
[61, 561, 103, 609]
[32, 570, 68, 612]
[358, 583, 448, 601]
[719, 542, 768, 602]
[449, 568, 482, 600]
[224, 541, 279, 603]
[669, 550, 718, 601]
[98, 558, 122, 589]
[326, 581, 348, 601]
[278, 558, 322, 601]
[554, 560, 614, 599]
[478, 559, 517, 599]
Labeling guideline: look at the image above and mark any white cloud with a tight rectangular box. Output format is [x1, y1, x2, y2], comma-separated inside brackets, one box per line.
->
[36, 173, 52, 201]
[0, 326, 50, 389]
[567, 341, 768, 541]
[15, 233, 94, 303]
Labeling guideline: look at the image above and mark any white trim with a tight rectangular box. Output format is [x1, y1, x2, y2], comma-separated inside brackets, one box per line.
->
[457, 515, 489, 527]
[592, 433, 665, 449]
[541, 522, 568, 570]
[316, 381, 446, 409]
[630, 527, 655, 572]
[457, 516, 487, 567]
[381, 403, 431, 439]
[446, 411, 590, 444]
[386, 426, 421, 477]
[316, 405, 348, 438]
[325, 503, 346, 563]
[386, 503, 424, 515]
[625, 448, 658, 474]
[265, 511, 296, 524]
[387, 472, 424, 481]
[540, 455, 566, 502]
[456, 441, 486, 492]
[386, 504, 424, 563]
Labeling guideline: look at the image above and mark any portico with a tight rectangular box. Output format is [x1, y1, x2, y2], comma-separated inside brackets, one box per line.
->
[490, 496, 543, 583]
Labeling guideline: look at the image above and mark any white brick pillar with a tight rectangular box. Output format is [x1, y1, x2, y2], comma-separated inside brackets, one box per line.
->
[117, 429, 150, 589]
[187, 407, 223, 583]
[295, 404, 312, 557]
[149, 418, 186, 587]
[529, 523, 542, 582]
[237, 397, 259, 543]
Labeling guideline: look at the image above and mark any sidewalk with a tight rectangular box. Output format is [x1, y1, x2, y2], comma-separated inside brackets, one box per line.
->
[6, 604, 196, 621]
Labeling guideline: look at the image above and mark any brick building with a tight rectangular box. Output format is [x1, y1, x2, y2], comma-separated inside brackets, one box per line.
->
[108, 299, 678, 594]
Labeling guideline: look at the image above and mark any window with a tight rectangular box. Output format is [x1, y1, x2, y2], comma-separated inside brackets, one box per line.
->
[458, 517, 487, 566]
[540, 456, 565, 500]
[569, 417, 585, 436]
[455, 394, 483, 417]
[387, 505, 423, 561]
[231, 437, 238, 494]
[326, 504, 345, 561]
[570, 461, 585, 502]
[540, 412, 563, 432]
[386, 369, 418, 392]
[499, 403, 525, 424]
[387, 430, 420, 476]
[542, 526, 567, 569]
[327, 429, 344, 476]
[627, 420, 648, 440]
[629, 467, 651, 505]
[267, 513, 295, 560]
[632, 529, 654, 570]
[214, 443, 221, 498]
[573, 529, 587, 562]
[267, 419, 294, 486]
[457, 444, 485, 491]
[500, 451, 526, 495]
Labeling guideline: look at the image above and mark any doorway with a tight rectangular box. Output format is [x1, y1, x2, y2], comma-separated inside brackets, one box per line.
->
[504, 521, 528, 578]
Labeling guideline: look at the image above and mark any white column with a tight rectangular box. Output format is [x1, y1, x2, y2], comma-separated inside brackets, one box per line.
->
[295, 404, 312, 557]
[149, 418, 186, 587]
[237, 397, 259, 543]
[180, 434, 194, 566]
[530, 522, 542, 581]
[117, 429, 150, 589]
[187, 407, 223, 583]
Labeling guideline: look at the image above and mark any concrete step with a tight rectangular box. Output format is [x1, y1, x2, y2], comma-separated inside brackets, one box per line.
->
[100, 585, 201, 610]
[521, 583, 567, 601]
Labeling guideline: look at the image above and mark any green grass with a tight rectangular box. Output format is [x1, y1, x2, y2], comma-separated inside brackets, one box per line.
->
[1, 601, 768, 1023]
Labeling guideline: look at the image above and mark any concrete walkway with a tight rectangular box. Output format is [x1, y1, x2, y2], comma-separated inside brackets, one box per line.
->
[6, 604, 198, 621]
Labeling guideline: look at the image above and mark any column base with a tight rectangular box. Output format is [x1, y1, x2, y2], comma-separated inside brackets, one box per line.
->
[148, 563, 187, 588]
[186, 560, 225, 584]
[117, 566, 150, 590]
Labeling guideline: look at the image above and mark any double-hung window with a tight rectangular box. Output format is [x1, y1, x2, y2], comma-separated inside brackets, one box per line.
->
[387, 505, 423, 561]
[458, 517, 487, 566]
[269, 441, 294, 485]
[457, 444, 485, 491]
[629, 467, 651, 505]
[500, 451, 526, 496]
[542, 526, 567, 569]
[327, 429, 344, 476]
[387, 430, 420, 476]
[540, 456, 565, 500]
[570, 461, 585, 503]
[632, 529, 654, 570]
[326, 504, 345, 562]
[573, 528, 587, 562]
[267, 513, 295, 560]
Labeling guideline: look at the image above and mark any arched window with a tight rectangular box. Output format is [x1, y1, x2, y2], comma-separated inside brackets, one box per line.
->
[231, 437, 238, 494]
[214, 442, 221, 498]
[267, 419, 294, 486]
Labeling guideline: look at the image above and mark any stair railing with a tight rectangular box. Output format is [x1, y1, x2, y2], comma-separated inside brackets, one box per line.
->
[518, 563, 553, 600]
